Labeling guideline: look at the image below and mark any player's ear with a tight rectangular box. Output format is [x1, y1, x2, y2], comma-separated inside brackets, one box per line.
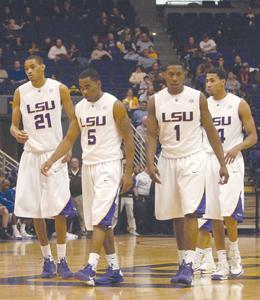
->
[42, 64, 46, 71]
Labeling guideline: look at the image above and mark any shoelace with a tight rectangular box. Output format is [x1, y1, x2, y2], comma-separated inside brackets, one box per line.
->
[59, 259, 70, 271]
[182, 263, 192, 275]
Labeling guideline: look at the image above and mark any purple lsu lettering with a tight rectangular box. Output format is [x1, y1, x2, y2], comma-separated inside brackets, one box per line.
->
[27, 100, 55, 114]
[80, 116, 106, 127]
[212, 116, 231, 126]
[162, 111, 193, 122]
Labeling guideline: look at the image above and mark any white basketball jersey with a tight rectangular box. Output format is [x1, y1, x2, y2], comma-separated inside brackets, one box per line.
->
[155, 86, 203, 158]
[19, 78, 63, 152]
[204, 93, 244, 153]
[75, 92, 123, 165]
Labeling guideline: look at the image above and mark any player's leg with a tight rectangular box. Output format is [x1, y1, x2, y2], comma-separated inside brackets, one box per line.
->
[34, 218, 56, 278]
[11, 214, 22, 240]
[94, 228, 124, 285]
[125, 197, 138, 235]
[54, 214, 73, 278]
[173, 218, 185, 264]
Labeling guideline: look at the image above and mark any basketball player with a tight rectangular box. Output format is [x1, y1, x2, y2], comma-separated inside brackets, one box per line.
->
[204, 68, 257, 280]
[146, 62, 229, 286]
[41, 69, 134, 286]
[10, 55, 76, 278]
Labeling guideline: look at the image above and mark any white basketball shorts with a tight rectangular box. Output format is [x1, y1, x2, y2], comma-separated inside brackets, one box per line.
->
[204, 152, 244, 221]
[81, 159, 122, 231]
[155, 151, 206, 220]
[14, 151, 70, 218]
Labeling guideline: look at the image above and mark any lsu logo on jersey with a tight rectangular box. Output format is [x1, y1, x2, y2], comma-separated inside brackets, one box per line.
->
[27, 100, 55, 114]
[212, 116, 231, 127]
[80, 116, 106, 127]
[162, 112, 193, 122]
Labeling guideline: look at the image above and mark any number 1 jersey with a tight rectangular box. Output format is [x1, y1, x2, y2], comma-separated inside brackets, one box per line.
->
[19, 78, 63, 152]
[155, 86, 203, 158]
[204, 93, 244, 153]
[75, 92, 123, 165]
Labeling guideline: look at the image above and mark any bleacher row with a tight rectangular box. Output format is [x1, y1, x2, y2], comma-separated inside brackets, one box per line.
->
[0, 0, 138, 97]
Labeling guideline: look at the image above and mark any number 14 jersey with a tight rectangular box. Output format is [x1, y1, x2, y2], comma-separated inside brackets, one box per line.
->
[155, 86, 203, 158]
[75, 93, 123, 165]
[204, 93, 244, 153]
[19, 78, 63, 152]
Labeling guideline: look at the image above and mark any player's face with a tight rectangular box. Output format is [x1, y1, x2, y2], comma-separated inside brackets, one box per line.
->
[24, 59, 45, 82]
[206, 73, 225, 96]
[163, 65, 185, 94]
[79, 77, 101, 101]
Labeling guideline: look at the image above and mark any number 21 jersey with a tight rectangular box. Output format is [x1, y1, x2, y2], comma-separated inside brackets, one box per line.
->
[19, 78, 63, 152]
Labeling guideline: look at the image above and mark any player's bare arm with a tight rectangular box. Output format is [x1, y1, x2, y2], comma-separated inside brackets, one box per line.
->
[225, 99, 257, 164]
[10, 88, 29, 144]
[146, 96, 161, 184]
[113, 100, 135, 193]
[59, 84, 78, 163]
[200, 93, 229, 184]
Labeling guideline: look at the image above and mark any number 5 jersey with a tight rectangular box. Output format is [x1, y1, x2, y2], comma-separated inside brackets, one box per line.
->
[75, 93, 123, 165]
[19, 78, 63, 152]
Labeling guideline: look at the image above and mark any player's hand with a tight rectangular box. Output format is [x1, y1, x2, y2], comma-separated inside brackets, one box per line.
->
[148, 165, 161, 184]
[41, 160, 53, 176]
[15, 130, 29, 144]
[61, 150, 72, 163]
[224, 146, 241, 164]
[218, 165, 229, 185]
[120, 172, 132, 194]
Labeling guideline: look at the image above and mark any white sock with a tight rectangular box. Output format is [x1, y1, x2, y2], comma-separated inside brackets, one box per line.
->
[106, 253, 120, 270]
[40, 245, 53, 260]
[217, 250, 227, 262]
[183, 250, 196, 264]
[88, 253, 100, 271]
[20, 223, 26, 232]
[57, 244, 66, 261]
[195, 247, 204, 257]
[177, 250, 184, 265]
[204, 248, 214, 262]
[12, 224, 20, 235]
[229, 240, 239, 251]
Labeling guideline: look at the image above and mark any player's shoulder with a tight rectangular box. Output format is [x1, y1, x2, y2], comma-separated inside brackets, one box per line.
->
[18, 80, 31, 91]
[103, 92, 118, 103]
[183, 85, 201, 96]
[75, 98, 86, 113]
[46, 78, 62, 87]
[154, 87, 167, 99]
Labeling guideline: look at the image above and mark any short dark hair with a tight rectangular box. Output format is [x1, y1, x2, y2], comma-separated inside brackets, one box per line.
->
[162, 61, 185, 71]
[207, 68, 226, 80]
[25, 55, 44, 64]
[79, 69, 100, 81]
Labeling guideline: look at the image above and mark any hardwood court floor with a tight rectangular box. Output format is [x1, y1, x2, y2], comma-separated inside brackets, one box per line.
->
[0, 236, 260, 300]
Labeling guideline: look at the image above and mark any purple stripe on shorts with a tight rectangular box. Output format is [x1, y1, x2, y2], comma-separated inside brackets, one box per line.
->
[60, 197, 77, 217]
[231, 192, 243, 222]
[200, 220, 212, 232]
[196, 192, 206, 217]
[100, 202, 116, 230]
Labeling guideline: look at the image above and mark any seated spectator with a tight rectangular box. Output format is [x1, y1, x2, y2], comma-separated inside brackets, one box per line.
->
[147, 45, 159, 60]
[129, 65, 147, 87]
[225, 72, 241, 95]
[136, 116, 148, 141]
[0, 47, 5, 66]
[132, 99, 148, 127]
[148, 62, 161, 81]
[138, 48, 157, 70]
[195, 57, 213, 90]
[123, 47, 140, 61]
[90, 42, 112, 62]
[22, 6, 34, 24]
[245, 6, 256, 29]
[5, 18, 24, 31]
[217, 56, 227, 73]
[42, 36, 52, 53]
[233, 55, 242, 78]
[122, 88, 139, 115]
[9, 60, 27, 88]
[28, 41, 40, 55]
[240, 62, 251, 86]
[183, 36, 200, 67]
[110, 7, 126, 31]
[138, 75, 153, 96]
[0, 62, 8, 86]
[12, 36, 24, 52]
[139, 85, 154, 102]
[153, 71, 166, 92]
[105, 32, 123, 58]
[252, 65, 260, 85]
[199, 34, 217, 56]
[136, 32, 154, 53]
[48, 38, 68, 61]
